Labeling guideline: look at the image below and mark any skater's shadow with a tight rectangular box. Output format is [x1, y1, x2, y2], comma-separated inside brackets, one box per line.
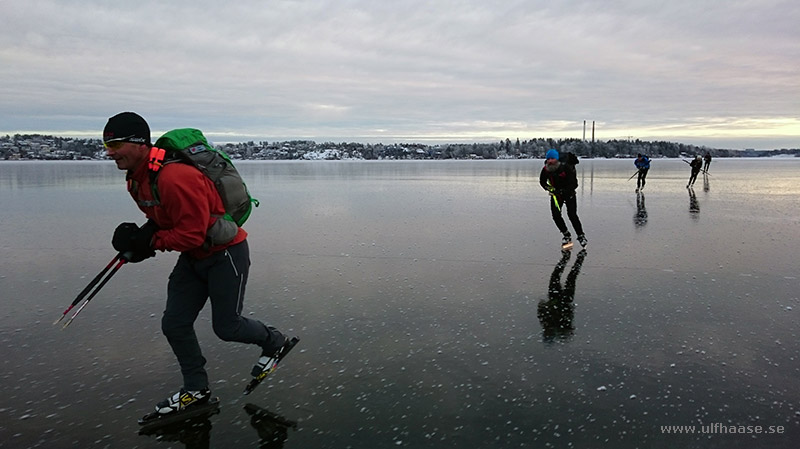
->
[633, 191, 648, 229]
[139, 404, 297, 449]
[538, 249, 586, 343]
[688, 187, 700, 219]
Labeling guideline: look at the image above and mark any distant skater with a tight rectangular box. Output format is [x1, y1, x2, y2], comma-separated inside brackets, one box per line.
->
[634, 153, 650, 192]
[703, 152, 712, 172]
[687, 155, 702, 187]
[540, 149, 587, 249]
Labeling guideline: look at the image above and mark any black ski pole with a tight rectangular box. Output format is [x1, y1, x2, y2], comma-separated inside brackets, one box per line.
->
[54, 253, 122, 325]
[628, 171, 639, 181]
[62, 252, 132, 329]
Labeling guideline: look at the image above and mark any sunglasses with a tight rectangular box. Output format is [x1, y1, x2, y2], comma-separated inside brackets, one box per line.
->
[103, 141, 127, 150]
[103, 135, 138, 150]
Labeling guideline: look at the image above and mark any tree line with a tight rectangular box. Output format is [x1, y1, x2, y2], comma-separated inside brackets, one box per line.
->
[2, 134, 797, 161]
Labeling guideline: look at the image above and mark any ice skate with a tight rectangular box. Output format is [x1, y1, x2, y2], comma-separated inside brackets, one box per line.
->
[561, 232, 573, 250]
[244, 336, 300, 395]
[138, 388, 217, 429]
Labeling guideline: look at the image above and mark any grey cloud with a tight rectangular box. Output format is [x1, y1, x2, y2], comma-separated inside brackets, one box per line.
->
[1, 0, 798, 148]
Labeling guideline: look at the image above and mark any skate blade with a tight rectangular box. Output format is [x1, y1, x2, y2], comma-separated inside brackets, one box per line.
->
[561, 242, 574, 250]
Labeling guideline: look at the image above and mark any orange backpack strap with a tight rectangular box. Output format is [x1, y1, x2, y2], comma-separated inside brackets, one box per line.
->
[130, 147, 168, 208]
[148, 147, 166, 172]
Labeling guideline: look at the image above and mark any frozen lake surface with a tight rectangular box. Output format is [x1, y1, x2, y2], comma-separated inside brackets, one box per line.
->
[1, 158, 799, 448]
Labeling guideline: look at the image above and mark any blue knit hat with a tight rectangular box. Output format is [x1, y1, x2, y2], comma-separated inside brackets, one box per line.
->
[545, 149, 559, 160]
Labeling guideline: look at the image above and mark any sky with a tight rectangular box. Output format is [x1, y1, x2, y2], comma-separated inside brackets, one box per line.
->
[1, 0, 798, 149]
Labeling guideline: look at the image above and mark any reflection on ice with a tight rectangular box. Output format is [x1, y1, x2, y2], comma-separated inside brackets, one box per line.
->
[634, 192, 648, 228]
[538, 249, 586, 343]
[245, 403, 297, 448]
[688, 187, 700, 218]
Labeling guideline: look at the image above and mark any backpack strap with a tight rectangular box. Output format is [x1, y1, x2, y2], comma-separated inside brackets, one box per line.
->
[148, 147, 166, 172]
[134, 147, 167, 207]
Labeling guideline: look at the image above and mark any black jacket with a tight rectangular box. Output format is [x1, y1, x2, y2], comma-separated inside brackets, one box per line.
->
[540, 158, 579, 196]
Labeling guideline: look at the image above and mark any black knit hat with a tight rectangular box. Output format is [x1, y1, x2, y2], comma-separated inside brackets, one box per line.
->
[103, 112, 151, 146]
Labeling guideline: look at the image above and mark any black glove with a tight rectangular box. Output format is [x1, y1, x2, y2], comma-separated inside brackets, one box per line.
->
[124, 247, 156, 263]
[112, 220, 158, 263]
[112, 222, 139, 252]
[136, 220, 158, 249]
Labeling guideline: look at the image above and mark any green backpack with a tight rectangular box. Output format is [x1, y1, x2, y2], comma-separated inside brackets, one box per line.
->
[151, 128, 259, 229]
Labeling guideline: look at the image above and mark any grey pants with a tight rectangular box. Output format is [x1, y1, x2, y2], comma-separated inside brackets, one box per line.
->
[162, 240, 285, 390]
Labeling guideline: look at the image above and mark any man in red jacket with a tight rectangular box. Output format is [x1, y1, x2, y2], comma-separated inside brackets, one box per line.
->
[103, 112, 294, 418]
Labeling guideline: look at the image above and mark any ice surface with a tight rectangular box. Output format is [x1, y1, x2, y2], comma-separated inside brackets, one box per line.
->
[0, 159, 798, 448]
